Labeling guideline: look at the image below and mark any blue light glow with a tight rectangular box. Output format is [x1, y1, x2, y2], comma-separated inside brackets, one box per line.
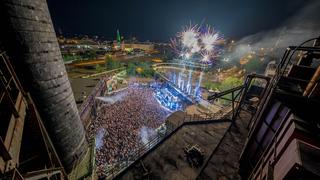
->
[154, 87, 182, 111]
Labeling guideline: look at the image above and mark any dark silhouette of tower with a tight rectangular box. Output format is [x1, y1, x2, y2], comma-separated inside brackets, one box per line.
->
[0, 0, 87, 173]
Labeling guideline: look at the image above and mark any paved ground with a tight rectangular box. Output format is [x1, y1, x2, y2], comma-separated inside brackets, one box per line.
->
[69, 77, 100, 106]
[118, 121, 231, 180]
[197, 111, 251, 180]
[117, 109, 251, 180]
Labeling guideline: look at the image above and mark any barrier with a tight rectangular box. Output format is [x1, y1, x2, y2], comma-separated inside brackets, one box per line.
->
[105, 112, 234, 179]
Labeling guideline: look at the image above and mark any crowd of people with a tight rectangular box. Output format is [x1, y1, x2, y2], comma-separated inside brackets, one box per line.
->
[87, 84, 170, 174]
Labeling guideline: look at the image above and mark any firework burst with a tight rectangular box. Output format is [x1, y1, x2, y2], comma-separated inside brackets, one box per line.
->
[180, 25, 199, 48]
[171, 23, 224, 63]
[201, 26, 220, 52]
[200, 52, 211, 63]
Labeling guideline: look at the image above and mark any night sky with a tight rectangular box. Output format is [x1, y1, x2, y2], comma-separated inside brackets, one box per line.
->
[47, 0, 312, 42]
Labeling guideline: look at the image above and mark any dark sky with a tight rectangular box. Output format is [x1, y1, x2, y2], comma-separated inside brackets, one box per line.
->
[47, 0, 311, 42]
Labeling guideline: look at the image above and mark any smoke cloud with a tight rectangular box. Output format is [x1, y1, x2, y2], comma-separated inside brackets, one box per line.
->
[95, 128, 106, 149]
[95, 91, 127, 105]
[139, 126, 157, 145]
[226, 0, 320, 61]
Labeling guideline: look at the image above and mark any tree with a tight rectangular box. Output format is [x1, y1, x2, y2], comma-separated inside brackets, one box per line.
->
[127, 62, 136, 76]
[136, 67, 144, 74]
[243, 58, 262, 73]
[204, 82, 220, 91]
[219, 77, 243, 91]
[81, 50, 97, 60]
[218, 76, 243, 105]
[105, 56, 121, 70]
[96, 64, 105, 73]
[126, 61, 154, 77]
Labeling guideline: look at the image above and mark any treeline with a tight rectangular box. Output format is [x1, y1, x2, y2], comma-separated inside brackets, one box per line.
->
[204, 76, 243, 105]
[62, 50, 99, 62]
[103, 57, 155, 77]
[126, 61, 155, 77]
[204, 77, 243, 92]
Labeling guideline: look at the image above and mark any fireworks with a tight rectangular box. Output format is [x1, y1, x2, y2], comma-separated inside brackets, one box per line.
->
[185, 52, 191, 59]
[201, 52, 211, 63]
[171, 23, 224, 63]
[182, 29, 198, 48]
[201, 32, 219, 51]
[168, 23, 224, 100]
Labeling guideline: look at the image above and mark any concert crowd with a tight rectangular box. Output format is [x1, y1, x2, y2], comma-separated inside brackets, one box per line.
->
[87, 84, 170, 175]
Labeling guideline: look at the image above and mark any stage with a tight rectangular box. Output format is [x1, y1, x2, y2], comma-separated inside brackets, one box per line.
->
[153, 82, 193, 111]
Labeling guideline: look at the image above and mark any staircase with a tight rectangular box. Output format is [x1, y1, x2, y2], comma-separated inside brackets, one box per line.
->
[239, 36, 320, 180]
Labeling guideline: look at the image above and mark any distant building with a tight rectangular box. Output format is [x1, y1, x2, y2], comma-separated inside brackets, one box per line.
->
[112, 41, 155, 52]
[123, 43, 154, 51]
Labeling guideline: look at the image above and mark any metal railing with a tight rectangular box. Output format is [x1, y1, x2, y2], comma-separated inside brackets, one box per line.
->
[97, 59, 276, 179]
[246, 37, 320, 138]
[103, 82, 249, 179]
[242, 37, 320, 180]
[0, 52, 24, 118]
[152, 62, 208, 71]
[78, 77, 108, 125]
[0, 51, 68, 179]
[79, 68, 126, 127]
[105, 114, 231, 179]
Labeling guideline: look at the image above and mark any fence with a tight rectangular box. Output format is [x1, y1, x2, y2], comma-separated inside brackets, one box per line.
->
[103, 74, 266, 179]
[78, 68, 127, 127]
[105, 107, 236, 179]
[78, 77, 108, 127]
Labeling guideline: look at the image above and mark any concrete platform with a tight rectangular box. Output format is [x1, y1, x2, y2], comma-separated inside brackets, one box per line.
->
[116, 108, 251, 180]
[197, 111, 251, 180]
[118, 121, 231, 180]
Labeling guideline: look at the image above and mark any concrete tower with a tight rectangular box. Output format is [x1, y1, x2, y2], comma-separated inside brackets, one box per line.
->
[0, 0, 87, 173]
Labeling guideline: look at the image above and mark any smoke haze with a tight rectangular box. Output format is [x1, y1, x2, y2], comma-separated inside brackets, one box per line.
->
[139, 126, 157, 145]
[227, 0, 320, 60]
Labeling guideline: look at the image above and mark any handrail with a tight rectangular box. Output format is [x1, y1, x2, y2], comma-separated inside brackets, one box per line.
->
[108, 117, 231, 179]
[247, 37, 320, 138]
[247, 109, 292, 180]
[242, 37, 320, 180]
[101, 57, 264, 178]
[152, 62, 208, 71]
[78, 77, 108, 122]
[207, 85, 244, 100]
[103, 83, 246, 179]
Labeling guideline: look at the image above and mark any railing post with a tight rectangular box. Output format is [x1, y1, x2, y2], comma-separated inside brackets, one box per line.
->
[232, 91, 235, 120]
